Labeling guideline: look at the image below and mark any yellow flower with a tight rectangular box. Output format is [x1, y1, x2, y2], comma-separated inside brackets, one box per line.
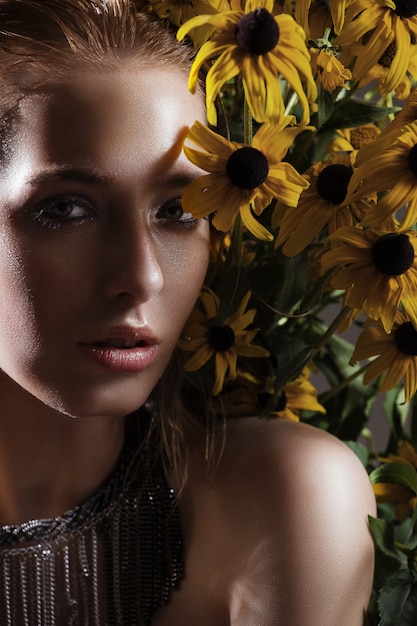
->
[335, 0, 417, 95]
[348, 40, 417, 100]
[275, 153, 369, 256]
[337, 306, 362, 333]
[182, 118, 309, 239]
[288, 0, 334, 39]
[380, 441, 417, 467]
[177, 0, 317, 125]
[231, 0, 283, 14]
[382, 88, 417, 137]
[213, 375, 263, 417]
[343, 90, 417, 163]
[346, 121, 417, 231]
[326, 124, 381, 154]
[270, 368, 326, 420]
[146, 0, 225, 26]
[373, 440, 417, 520]
[310, 47, 352, 92]
[212, 366, 325, 418]
[322, 226, 417, 333]
[351, 312, 417, 402]
[178, 288, 269, 396]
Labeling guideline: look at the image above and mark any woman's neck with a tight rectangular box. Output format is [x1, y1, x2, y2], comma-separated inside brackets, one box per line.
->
[0, 374, 126, 526]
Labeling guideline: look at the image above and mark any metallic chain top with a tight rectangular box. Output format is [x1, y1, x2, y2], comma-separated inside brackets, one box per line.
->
[0, 424, 184, 625]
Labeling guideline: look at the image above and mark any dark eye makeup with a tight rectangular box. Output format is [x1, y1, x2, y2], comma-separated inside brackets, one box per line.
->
[29, 194, 198, 230]
[31, 195, 95, 229]
[156, 197, 197, 224]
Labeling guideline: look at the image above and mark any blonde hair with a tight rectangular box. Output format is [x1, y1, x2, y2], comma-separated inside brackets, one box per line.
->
[0, 0, 195, 144]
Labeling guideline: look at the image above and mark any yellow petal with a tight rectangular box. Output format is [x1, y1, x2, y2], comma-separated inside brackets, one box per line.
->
[185, 120, 234, 158]
[201, 288, 220, 317]
[240, 203, 274, 241]
[184, 344, 214, 371]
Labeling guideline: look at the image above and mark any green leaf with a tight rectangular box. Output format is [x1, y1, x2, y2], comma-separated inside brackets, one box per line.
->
[378, 570, 417, 626]
[247, 250, 308, 325]
[312, 327, 376, 438]
[309, 320, 356, 381]
[316, 87, 334, 127]
[369, 516, 403, 593]
[369, 516, 402, 562]
[216, 264, 247, 320]
[409, 394, 417, 448]
[384, 385, 410, 446]
[275, 346, 312, 384]
[345, 440, 369, 466]
[319, 99, 399, 132]
[370, 462, 417, 495]
[395, 513, 417, 552]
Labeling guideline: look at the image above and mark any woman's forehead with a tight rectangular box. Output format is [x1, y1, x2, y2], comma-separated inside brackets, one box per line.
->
[7, 69, 205, 185]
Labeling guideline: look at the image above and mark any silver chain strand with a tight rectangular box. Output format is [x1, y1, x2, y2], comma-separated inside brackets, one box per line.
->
[0, 425, 184, 625]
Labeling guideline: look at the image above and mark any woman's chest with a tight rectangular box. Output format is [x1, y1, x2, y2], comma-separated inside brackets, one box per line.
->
[152, 577, 230, 626]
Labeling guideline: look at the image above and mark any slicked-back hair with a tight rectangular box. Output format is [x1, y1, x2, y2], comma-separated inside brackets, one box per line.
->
[0, 0, 195, 120]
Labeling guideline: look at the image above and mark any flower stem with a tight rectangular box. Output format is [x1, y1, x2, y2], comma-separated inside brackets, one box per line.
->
[272, 306, 353, 390]
[297, 266, 338, 315]
[319, 362, 371, 403]
[231, 97, 252, 267]
[231, 213, 243, 266]
[284, 90, 299, 117]
[243, 98, 253, 145]
[310, 305, 352, 357]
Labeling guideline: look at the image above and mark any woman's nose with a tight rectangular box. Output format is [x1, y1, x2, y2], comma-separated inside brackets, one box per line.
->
[102, 219, 164, 303]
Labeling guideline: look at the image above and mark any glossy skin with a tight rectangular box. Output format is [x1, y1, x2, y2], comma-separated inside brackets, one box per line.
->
[160, 418, 376, 626]
[0, 68, 209, 522]
[0, 69, 209, 419]
[0, 65, 375, 625]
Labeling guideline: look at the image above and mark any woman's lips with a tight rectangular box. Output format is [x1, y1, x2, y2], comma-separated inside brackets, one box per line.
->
[79, 328, 159, 372]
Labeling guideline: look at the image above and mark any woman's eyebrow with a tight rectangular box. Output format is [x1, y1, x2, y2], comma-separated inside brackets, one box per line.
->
[28, 167, 110, 188]
[164, 172, 202, 188]
[28, 169, 202, 189]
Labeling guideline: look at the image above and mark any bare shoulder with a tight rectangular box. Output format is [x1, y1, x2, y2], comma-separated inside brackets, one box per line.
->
[182, 417, 376, 626]
[223, 414, 365, 467]
[219, 416, 375, 512]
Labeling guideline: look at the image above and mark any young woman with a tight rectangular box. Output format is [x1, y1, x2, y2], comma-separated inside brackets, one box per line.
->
[0, 1, 375, 624]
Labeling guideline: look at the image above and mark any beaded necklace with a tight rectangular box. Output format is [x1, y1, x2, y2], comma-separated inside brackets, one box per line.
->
[0, 421, 184, 625]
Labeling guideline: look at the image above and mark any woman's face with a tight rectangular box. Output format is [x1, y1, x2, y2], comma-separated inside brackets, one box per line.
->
[0, 67, 209, 418]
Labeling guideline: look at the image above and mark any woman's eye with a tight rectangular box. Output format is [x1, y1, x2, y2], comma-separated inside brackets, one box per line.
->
[32, 195, 94, 228]
[157, 198, 196, 223]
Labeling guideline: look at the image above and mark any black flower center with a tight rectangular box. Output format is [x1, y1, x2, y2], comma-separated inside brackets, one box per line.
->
[235, 8, 280, 55]
[208, 325, 235, 352]
[408, 144, 417, 177]
[395, 0, 417, 18]
[226, 146, 269, 189]
[315, 164, 353, 205]
[371, 233, 415, 275]
[394, 321, 417, 356]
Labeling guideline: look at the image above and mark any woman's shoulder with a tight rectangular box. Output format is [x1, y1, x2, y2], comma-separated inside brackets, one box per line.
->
[217, 416, 374, 504]
[185, 415, 376, 526]
[181, 417, 376, 625]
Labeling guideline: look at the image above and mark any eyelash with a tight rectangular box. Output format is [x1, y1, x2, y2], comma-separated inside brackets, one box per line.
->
[30, 195, 198, 229]
[156, 198, 197, 225]
[31, 195, 94, 229]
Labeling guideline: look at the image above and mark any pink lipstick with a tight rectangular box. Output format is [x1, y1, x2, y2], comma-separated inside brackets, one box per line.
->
[80, 328, 159, 373]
